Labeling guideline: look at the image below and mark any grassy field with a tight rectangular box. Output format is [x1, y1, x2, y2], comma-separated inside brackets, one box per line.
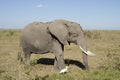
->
[0, 29, 120, 80]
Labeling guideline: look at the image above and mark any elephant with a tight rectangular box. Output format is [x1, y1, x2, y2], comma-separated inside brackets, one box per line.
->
[18, 19, 94, 72]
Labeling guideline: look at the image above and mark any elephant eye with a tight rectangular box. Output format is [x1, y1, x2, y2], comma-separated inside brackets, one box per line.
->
[73, 33, 79, 37]
[69, 32, 72, 36]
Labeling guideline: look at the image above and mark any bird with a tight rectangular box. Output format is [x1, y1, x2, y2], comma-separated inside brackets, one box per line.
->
[59, 66, 68, 74]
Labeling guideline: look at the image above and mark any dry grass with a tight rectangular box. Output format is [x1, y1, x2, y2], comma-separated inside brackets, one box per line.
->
[0, 30, 120, 80]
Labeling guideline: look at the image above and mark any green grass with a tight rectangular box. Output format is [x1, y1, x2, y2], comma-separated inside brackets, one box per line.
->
[0, 29, 120, 80]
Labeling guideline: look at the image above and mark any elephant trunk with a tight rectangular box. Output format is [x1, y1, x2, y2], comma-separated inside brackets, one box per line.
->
[77, 41, 88, 70]
[77, 34, 95, 56]
[77, 36, 95, 70]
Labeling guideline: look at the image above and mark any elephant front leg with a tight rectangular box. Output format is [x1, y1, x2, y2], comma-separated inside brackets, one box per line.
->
[53, 41, 65, 71]
[54, 52, 65, 71]
[54, 57, 59, 71]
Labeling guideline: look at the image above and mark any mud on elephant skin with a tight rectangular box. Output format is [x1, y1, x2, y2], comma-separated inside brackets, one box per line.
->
[18, 19, 94, 72]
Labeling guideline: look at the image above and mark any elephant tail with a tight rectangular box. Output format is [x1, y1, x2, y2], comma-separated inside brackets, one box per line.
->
[17, 44, 23, 63]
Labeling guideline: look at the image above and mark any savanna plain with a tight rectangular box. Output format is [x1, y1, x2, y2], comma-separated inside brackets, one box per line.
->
[0, 29, 120, 80]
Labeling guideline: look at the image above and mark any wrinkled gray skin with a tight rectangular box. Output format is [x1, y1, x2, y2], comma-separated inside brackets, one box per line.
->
[19, 19, 88, 71]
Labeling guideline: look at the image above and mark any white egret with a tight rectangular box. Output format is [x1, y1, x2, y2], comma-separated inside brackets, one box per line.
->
[60, 66, 68, 74]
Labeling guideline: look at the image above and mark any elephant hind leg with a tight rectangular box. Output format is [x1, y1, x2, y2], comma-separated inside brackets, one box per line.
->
[23, 48, 31, 65]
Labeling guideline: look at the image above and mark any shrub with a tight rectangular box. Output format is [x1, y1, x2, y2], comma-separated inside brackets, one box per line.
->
[84, 30, 101, 39]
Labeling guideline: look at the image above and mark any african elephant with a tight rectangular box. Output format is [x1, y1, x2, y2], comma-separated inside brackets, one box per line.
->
[18, 19, 94, 72]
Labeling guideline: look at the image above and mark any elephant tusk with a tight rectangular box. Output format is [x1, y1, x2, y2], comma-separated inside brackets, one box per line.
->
[79, 46, 95, 56]
[86, 51, 95, 56]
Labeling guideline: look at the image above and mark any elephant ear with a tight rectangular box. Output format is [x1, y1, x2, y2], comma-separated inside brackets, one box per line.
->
[48, 23, 69, 45]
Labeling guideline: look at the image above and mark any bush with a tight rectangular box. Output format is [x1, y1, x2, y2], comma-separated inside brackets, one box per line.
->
[107, 53, 120, 70]
[99, 49, 120, 70]
[84, 30, 101, 39]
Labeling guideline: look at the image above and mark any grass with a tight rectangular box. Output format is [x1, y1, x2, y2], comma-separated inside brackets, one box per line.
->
[0, 29, 120, 80]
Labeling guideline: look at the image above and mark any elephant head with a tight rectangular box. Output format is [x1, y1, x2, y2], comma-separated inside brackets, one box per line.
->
[48, 19, 94, 70]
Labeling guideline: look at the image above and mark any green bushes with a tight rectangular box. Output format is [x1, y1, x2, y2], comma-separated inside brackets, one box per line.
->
[0, 30, 20, 38]
[101, 52, 120, 71]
